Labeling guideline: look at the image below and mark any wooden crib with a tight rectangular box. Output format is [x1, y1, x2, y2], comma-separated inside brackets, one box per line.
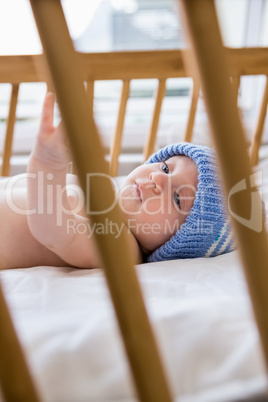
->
[1, 49, 268, 178]
[0, 1, 268, 401]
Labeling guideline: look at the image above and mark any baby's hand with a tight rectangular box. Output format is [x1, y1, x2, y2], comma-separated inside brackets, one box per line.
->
[32, 92, 72, 169]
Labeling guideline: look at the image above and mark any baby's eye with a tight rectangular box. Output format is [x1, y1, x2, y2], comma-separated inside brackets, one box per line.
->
[162, 163, 169, 174]
[174, 192, 181, 209]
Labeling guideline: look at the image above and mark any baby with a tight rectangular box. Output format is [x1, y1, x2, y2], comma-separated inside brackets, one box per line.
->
[0, 93, 234, 270]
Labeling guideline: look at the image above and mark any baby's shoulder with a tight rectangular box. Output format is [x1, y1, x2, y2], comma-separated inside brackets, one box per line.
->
[125, 228, 143, 264]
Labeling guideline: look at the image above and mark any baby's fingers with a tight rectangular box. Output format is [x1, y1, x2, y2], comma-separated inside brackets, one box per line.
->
[40, 92, 55, 133]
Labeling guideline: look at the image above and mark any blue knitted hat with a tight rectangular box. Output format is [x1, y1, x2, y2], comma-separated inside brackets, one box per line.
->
[146, 142, 235, 262]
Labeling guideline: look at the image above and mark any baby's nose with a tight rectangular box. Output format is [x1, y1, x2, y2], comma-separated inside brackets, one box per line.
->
[149, 172, 167, 193]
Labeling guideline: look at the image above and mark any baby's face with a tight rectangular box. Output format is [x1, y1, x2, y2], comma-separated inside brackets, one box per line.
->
[118, 155, 198, 253]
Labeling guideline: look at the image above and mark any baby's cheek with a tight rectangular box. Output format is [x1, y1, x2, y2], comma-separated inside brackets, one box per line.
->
[142, 194, 166, 215]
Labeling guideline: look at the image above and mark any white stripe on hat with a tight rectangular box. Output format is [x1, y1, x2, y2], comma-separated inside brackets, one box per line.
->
[205, 220, 230, 257]
[216, 229, 234, 256]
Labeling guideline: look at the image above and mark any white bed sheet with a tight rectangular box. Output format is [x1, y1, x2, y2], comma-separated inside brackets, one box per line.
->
[1, 156, 268, 402]
[1, 252, 268, 402]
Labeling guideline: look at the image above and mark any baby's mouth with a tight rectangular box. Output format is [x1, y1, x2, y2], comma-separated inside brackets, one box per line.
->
[135, 182, 142, 201]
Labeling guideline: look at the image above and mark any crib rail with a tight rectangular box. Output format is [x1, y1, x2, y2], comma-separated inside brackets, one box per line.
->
[2, 47, 268, 82]
[0, 47, 268, 176]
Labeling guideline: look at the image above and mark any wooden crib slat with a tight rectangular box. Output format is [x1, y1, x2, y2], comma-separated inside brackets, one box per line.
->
[143, 79, 166, 161]
[232, 75, 240, 104]
[180, 0, 268, 373]
[1, 84, 19, 176]
[86, 80, 94, 115]
[29, 1, 172, 401]
[0, 284, 40, 401]
[250, 76, 268, 167]
[70, 80, 95, 175]
[183, 79, 200, 142]
[80, 48, 268, 80]
[109, 80, 130, 177]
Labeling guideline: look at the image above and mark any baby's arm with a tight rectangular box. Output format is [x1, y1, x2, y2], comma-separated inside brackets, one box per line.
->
[27, 94, 142, 268]
[27, 93, 102, 268]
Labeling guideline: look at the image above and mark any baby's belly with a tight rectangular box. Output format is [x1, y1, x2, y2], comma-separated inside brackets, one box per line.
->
[0, 178, 66, 269]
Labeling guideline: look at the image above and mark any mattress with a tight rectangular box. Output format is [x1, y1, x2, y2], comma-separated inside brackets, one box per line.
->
[1, 251, 268, 402]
